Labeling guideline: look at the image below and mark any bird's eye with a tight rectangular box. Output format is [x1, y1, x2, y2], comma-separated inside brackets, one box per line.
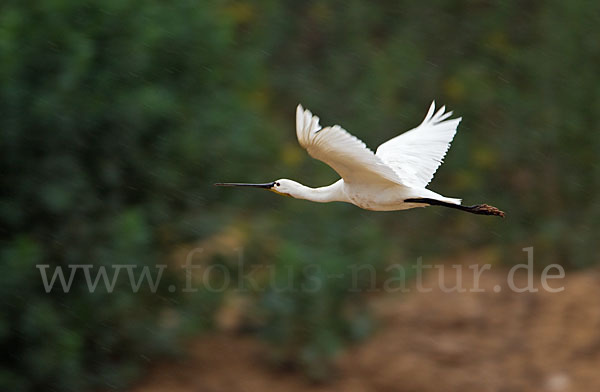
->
[276, 182, 280, 186]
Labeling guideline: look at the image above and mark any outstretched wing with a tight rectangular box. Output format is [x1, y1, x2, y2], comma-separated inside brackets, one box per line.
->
[375, 102, 461, 188]
[296, 105, 402, 185]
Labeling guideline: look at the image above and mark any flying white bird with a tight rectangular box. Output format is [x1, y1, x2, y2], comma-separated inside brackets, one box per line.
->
[216, 102, 504, 217]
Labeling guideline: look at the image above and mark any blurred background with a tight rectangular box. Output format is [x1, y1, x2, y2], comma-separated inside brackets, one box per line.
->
[2, 0, 600, 391]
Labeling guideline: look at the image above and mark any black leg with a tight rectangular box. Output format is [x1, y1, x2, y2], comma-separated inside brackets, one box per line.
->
[404, 198, 505, 217]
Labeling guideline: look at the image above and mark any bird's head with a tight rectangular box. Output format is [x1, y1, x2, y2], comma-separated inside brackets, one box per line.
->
[214, 179, 299, 197]
[270, 179, 298, 197]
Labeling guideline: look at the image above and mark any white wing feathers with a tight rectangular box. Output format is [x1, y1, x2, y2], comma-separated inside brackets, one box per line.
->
[295, 105, 402, 184]
[295, 102, 461, 188]
[376, 101, 461, 188]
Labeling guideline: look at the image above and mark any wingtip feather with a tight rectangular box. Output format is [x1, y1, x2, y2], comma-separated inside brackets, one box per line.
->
[437, 110, 453, 122]
[434, 105, 446, 120]
[304, 110, 312, 132]
[296, 105, 304, 132]
[423, 101, 436, 124]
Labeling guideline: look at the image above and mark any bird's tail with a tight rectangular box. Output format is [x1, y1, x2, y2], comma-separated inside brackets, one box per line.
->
[413, 189, 461, 205]
[439, 196, 462, 205]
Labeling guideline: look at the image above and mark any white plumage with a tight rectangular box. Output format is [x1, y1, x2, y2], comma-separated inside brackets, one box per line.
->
[376, 102, 460, 188]
[216, 102, 504, 217]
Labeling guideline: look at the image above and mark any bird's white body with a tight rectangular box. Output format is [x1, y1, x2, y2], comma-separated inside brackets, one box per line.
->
[277, 178, 457, 212]
[217, 102, 504, 217]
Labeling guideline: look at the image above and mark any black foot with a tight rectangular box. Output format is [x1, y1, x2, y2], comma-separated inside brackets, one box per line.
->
[468, 204, 505, 217]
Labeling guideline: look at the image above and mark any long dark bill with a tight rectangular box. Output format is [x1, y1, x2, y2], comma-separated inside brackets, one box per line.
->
[214, 182, 275, 189]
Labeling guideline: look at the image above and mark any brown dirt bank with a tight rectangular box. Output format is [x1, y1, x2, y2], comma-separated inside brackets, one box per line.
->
[132, 257, 600, 392]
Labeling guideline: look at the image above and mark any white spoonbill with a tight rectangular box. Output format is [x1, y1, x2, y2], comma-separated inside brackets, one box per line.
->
[216, 102, 504, 217]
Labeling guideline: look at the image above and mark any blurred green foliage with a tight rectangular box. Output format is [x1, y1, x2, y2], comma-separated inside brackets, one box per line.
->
[0, 1, 263, 390]
[2, 0, 600, 389]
